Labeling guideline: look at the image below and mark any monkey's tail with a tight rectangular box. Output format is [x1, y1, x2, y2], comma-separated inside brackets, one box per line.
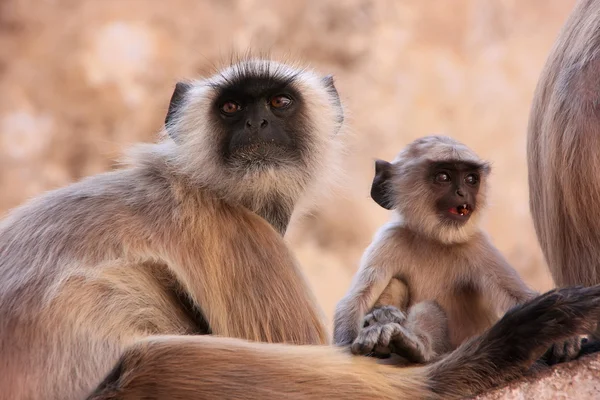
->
[88, 285, 600, 400]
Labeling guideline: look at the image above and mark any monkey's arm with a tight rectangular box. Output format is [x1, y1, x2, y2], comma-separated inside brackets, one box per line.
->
[481, 245, 538, 313]
[481, 244, 584, 363]
[333, 237, 403, 347]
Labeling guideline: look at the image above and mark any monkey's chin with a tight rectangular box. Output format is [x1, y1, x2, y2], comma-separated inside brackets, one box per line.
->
[228, 143, 298, 169]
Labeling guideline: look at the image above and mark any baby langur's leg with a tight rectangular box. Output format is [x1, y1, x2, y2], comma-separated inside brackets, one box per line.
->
[402, 301, 452, 361]
[373, 278, 410, 310]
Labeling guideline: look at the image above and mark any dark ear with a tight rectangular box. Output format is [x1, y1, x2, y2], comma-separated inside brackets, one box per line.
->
[322, 74, 344, 133]
[370, 159, 395, 210]
[165, 81, 192, 140]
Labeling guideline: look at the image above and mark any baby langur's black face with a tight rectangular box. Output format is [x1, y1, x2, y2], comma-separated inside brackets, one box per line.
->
[214, 77, 306, 167]
[428, 161, 481, 224]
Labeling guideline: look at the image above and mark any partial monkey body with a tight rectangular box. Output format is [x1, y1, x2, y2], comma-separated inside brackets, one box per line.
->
[2, 59, 600, 400]
[356, 224, 527, 354]
[527, 0, 600, 345]
[0, 58, 342, 400]
[333, 136, 579, 363]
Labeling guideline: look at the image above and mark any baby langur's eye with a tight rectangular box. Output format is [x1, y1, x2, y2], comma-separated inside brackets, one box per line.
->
[435, 172, 450, 183]
[270, 95, 293, 109]
[465, 174, 479, 185]
[220, 101, 241, 114]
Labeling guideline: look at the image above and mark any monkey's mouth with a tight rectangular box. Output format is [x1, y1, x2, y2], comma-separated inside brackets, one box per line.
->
[448, 204, 472, 217]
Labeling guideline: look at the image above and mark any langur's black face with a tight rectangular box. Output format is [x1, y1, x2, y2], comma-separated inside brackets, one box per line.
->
[211, 77, 308, 167]
[427, 161, 481, 224]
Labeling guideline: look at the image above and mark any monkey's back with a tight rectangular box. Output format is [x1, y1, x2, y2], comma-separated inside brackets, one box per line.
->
[527, 0, 600, 289]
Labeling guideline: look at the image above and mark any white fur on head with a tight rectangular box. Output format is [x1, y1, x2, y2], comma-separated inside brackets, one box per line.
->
[161, 58, 345, 223]
[389, 135, 491, 244]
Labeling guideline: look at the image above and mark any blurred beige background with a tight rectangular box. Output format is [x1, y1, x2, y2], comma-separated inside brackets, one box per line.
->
[0, 0, 576, 326]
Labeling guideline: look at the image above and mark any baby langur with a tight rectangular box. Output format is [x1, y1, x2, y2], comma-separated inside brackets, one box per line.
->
[333, 135, 582, 364]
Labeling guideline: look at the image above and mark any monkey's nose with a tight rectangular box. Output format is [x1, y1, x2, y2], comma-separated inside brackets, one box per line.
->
[246, 119, 269, 129]
[456, 189, 465, 197]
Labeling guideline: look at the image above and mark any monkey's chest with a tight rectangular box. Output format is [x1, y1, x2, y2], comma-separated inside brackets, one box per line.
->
[441, 285, 497, 349]
[408, 281, 497, 349]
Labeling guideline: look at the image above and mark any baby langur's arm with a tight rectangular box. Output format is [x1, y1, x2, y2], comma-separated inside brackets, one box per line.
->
[354, 278, 411, 356]
[485, 250, 583, 363]
[483, 247, 538, 312]
[332, 248, 398, 347]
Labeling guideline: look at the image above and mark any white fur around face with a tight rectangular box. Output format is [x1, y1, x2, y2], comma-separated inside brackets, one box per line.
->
[389, 136, 491, 244]
[154, 59, 345, 221]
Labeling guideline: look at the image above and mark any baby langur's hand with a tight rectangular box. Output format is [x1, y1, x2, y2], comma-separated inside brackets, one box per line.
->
[351, 306, 407, 357]
[351, 320, 428, 363]
[351, 305, 430, 363]
[363, 305, 406, 327]
[542, 335, 584, 365]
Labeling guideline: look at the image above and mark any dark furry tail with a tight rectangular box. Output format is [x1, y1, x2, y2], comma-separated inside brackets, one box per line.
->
[426, 285, 600, 399]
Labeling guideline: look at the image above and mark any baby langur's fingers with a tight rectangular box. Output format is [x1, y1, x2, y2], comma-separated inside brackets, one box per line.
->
[372, 323, 404, 357]
[351, 324, 382, 355]
[356, 306, 409, 356]
[377, 322, 403, 349]
[546, 336, 584, 365]
[363, 305, 407, 327]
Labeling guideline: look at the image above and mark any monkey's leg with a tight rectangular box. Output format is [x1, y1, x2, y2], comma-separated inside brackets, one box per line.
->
[373, 277, 410, 309]
[400, 301, 452, 361]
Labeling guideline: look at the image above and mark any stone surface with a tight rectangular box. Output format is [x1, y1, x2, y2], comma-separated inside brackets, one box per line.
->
[472, 353, 600, 400]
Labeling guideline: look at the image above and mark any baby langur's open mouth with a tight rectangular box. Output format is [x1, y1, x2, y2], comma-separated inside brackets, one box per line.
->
[448, 204, 472, 217]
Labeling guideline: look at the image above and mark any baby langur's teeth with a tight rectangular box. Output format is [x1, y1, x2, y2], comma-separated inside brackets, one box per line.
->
[457, 204, 470, 216]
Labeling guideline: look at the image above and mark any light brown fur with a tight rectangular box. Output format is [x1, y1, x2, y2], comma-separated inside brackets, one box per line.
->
[2, 60, 600, 400]
[87, 284, 600, 400]
[527, 0, 600, 293]
[0, 59, 338, 400]
[333, 136, 538, 358]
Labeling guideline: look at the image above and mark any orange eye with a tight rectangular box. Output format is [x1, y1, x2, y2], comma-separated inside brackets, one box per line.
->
[270, 95, 292, 109]
[221, 101, 241, 114]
